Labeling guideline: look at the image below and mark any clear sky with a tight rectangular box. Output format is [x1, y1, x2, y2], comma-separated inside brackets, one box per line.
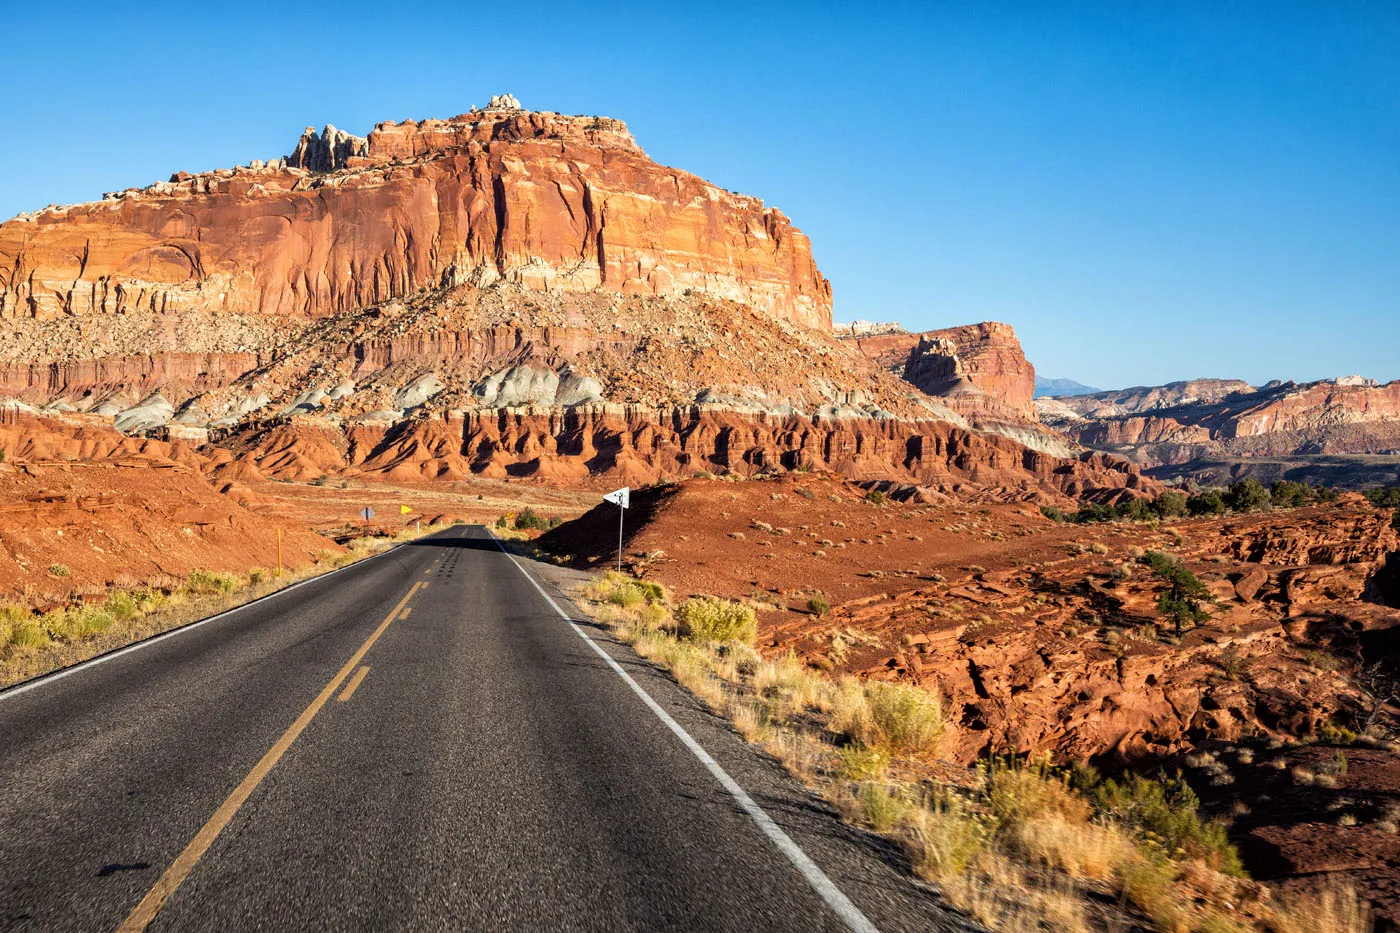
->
[2, 1, 1395, 390]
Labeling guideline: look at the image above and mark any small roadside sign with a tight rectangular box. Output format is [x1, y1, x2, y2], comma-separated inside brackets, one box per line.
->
[360, 506, 375, 521]
[604, 487, 630, 571]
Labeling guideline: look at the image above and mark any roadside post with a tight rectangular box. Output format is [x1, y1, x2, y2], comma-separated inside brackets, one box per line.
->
[360, 506, 374, 532]
[603, 486, 630, 572]
[276, 527, 283, 578]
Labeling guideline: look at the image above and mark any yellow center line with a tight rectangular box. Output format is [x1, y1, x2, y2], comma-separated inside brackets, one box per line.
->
[337, 666, 371, 702]
[117, 581, 423, 932]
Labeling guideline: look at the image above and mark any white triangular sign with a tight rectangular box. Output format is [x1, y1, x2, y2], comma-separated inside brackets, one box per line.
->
[603, 487, 630, 509]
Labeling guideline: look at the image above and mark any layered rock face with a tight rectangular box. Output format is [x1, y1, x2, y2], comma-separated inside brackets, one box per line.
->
[0, 101, 831, 330]
[846, 322, 1036, 418]
[841, 321, 1069, 455]
[1041, 376, 1400, 485]
[217, 406, 1149, 499]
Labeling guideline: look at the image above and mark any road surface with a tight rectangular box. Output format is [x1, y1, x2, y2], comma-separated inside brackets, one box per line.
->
[0, 525, 964, 931]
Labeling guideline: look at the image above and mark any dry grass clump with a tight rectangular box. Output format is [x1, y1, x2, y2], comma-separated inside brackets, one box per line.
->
[575, 569, 1372, 933]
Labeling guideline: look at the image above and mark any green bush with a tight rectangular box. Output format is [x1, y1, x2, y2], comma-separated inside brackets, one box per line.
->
[1115, 498, 1156, 522]
[7, 621, 50, 652]
[1071, 503, 1115, 524]
[185, 569, 239, 597]
[48, 564, 71, 578]
[1152, 490, 1188, 518]
[1088, 772, 1243, 875]
[1224, 479, 1270, 513]
[105, 592, 139, 621]
[513, 507, 561, 531]
[1186, 490, 1227, 516]
[1039, 505, 1067, 522]
[864, 489, 886, 506]
[62, 606, 115, 639]
[675, 596, 757, 645]
[1269, 480, 1335, 509]
[807, 596, 831, 617]
[608, 581, 663, 610]
[1364, 486, 1400, 508]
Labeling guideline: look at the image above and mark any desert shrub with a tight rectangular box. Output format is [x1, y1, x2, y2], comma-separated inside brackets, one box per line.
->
[48, 564, 71, 578]
[1114, 497, 1155, 522]
[1363, 486, 1400, 508]
[1088, 772, 1242, 875]
[908, 789, 994, 876]
[1152, 490, 1188, 518]
[1224, 478, 1271, 513]
[1039, 505, 1067, 522]
[675, 597, 757, 645]
[247, 568, 267, 586]
[836, 745, 888, 780]
[62, 606, 116, 639]
[986, 756, 1090, 826]
[807, 596, 831, 617]
[864, 489, 886, 506]
[1219, 645, 1247, 679]
[857, 782, 913, 832]
[1187, 489, 1227, 516]
[857, 681, 944, 755]
[513, 507, 559, 531]
[184, 569, 239, 596]
[1270, 480, 1314, 509]
[105, 592, 140, 621]
[7, 620, 51, 652]
[1071, 503, 1115, 524]
[607, 579, 666, 610]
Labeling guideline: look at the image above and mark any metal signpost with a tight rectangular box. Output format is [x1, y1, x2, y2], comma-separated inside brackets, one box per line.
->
[360, 506, 375, 531]
[602, 487, 630, 571]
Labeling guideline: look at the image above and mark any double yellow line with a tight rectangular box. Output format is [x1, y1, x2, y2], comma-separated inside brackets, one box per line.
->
[117, 581, 424, 932]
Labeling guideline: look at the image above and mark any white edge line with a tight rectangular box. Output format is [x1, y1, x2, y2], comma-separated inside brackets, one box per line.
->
[0, 533, 433, 704]
[485, 528, 880, 933]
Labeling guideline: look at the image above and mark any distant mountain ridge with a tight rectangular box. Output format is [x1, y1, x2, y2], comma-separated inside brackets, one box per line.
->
[1036, 375, 1400, 488]
[1034, 376, 1101, 398]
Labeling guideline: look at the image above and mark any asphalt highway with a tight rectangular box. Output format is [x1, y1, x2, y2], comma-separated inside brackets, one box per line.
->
[0, 525, 966, 931]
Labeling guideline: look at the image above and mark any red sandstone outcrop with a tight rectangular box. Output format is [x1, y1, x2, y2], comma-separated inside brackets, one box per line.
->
[0, 99, 830, 330]
[218, 406, 1153, 499]
[846, 322, 1037, 418]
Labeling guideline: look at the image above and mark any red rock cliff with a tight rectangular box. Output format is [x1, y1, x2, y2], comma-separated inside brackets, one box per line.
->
[845, 322, 1037, 419]
[0, 102, 831, 330]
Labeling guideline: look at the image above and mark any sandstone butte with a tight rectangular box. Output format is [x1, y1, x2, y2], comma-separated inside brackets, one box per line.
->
[0, 104, 831, 330]
[0, 95, 1148, 500]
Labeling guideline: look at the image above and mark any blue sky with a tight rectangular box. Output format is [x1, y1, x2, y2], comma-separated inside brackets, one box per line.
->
[2, 1, 1395, 390]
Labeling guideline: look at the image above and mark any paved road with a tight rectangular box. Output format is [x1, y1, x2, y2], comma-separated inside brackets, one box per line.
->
[0, 525, 964, 931]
